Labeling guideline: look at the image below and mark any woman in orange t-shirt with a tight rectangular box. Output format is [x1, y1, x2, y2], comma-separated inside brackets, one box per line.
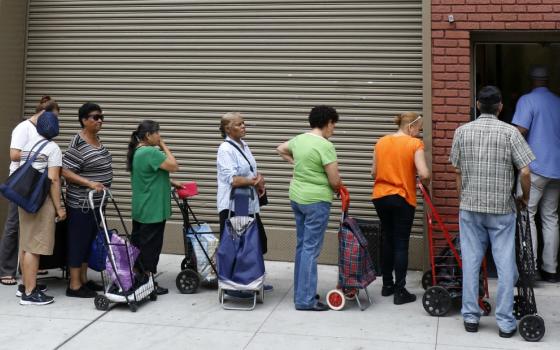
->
[371, 112, 430, 305]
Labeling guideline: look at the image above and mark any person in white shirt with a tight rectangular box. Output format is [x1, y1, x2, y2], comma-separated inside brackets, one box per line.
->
[17, 111, 66, 306]
[0, 97, 58, 288]
[216, 112, 272, 293]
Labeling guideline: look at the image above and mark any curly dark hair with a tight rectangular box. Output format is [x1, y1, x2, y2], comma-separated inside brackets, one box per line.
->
[308, 105, 339, 129]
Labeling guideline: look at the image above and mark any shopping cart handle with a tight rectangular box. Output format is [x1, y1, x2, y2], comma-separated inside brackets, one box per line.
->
[88, 189, 109, 209]
[417, 180, 430, 198]
[339, 185, 350, 213]
[176, 181, 199, 199]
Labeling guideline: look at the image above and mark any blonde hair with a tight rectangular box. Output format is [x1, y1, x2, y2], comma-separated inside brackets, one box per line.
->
[394, 112, 421, 128]
[219, 112, 243, 138]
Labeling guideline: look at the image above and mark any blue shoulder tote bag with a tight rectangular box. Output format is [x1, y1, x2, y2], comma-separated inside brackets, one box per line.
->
[0, 139, 52, 213]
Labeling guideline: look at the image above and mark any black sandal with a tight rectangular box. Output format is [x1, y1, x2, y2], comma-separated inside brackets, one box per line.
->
[0, 277, 17, 286]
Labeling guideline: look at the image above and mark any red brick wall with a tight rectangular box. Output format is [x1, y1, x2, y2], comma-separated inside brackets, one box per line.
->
[431, 0, 560, 229]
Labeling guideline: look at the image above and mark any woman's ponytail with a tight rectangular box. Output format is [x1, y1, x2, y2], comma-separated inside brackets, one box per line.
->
[126, 131, 140, 172]
[126, 120, 160, 172]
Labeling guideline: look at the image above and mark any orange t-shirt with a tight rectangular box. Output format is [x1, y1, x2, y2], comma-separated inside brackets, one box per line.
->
[372, 134, 424, 207]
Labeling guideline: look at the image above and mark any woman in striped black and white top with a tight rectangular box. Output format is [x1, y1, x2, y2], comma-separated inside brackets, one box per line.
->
[61, 102, 113, 298]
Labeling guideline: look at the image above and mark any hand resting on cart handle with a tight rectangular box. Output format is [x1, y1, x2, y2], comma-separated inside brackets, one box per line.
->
[170, 179, 183, 189]
[338, 184, 350, 213]
[87, 188, 112, 211]
[417, 179, 430, 198]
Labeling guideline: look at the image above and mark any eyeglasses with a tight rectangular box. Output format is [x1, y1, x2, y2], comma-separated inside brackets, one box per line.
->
[88, 114, 104, 121]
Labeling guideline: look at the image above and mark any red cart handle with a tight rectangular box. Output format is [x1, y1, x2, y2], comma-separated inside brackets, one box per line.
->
[339, 185, 350, 213]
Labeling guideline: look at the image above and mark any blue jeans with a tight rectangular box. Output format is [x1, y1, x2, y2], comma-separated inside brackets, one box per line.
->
[291, 201, 331, 309]
[459, 210, 518, 332]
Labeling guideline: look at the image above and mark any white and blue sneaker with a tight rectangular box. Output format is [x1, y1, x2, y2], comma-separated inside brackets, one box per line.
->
[19, 288, 54, 306]
[16, 283, 47, 297]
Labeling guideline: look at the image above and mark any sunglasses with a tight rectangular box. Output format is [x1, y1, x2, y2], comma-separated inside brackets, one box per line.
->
[88, 114, 104, 121]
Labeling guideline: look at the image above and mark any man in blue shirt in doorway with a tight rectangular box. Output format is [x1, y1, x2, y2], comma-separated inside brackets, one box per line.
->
[512, 65, 560, 283]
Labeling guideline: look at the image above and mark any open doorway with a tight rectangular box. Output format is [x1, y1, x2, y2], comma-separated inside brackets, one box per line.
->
[474, 42, 560, 124]
[472, 32, 560, 275]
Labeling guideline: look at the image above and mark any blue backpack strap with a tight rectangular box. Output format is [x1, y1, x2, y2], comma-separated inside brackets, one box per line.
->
[16, 139, 50, 174]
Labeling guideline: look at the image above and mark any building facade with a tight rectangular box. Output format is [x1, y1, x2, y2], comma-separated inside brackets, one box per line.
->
[0, 0, 558, 268]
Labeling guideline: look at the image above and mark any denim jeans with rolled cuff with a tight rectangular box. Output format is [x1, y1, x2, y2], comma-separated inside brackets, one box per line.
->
[291, 201, 331, 309]
[459, 210, 518, 332]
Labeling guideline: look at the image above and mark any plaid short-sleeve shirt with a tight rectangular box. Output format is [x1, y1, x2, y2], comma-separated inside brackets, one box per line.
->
[449, 114, 535, 214]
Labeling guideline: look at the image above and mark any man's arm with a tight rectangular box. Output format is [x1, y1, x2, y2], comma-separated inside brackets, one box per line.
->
[518, 165, 531, 206]
[516, 125, 528, 137]
[454, 168, 462, 198]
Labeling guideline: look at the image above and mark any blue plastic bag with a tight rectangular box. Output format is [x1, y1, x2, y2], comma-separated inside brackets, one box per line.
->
[88, 229, 114, 272]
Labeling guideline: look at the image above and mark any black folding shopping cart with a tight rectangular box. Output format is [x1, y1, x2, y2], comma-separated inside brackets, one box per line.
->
[514, 205, 545, 342]
[172, 182, 219, 294]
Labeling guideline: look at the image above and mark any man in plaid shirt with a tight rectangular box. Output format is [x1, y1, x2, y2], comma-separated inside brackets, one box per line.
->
[450, 86, 534, 338]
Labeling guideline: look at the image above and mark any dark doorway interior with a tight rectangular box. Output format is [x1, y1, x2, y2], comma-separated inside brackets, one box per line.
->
[474, 42, 560, 124]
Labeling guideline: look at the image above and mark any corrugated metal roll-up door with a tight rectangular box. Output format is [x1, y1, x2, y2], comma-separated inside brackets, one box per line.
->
[24, 0, 424, 265]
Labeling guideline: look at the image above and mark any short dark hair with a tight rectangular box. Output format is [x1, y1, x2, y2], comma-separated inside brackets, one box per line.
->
[78, 102, 102, 127]
[477, 86, 502, 115]
[308, 105, 339, 129]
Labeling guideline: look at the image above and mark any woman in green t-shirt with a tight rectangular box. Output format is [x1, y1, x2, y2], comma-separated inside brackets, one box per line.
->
[277, 105, 343, 311]
[126, 120, 180, 296]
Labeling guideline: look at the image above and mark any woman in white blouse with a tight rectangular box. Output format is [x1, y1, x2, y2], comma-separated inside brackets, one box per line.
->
[216, 112, 271, 292]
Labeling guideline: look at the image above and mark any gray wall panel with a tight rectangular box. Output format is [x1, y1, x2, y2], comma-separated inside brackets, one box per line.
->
[25, 0, 424, 265]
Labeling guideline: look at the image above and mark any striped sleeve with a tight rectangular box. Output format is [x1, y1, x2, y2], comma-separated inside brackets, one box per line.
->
[62, 135, 83, 172]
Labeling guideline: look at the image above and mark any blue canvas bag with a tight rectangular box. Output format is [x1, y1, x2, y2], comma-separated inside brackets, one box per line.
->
[0, 139, 51, 213]
[217, 217, 264, 286]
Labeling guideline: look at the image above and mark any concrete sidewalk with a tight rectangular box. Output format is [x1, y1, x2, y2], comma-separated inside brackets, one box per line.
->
[0, 254, 558, 350]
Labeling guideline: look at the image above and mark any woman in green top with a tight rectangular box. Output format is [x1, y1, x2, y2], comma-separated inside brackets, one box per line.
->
[277, 105, 343, 311]
[126, 120, 180, 295]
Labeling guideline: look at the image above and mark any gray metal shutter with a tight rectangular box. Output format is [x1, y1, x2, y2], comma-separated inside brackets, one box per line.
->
[24, 0, 424, 264]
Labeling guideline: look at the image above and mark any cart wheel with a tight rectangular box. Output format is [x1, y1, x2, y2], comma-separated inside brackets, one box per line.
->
[256, 286, 264, 304]
[481, 300, 491, 316]
[326, 289, 346, 311]
[421, 270, 433, 290]
[513, 295, 525, 320]
[149, 291, 158, 302]
[128, 302, 138, 312]
[218, 287, 223, 303]
[94, 295, 110, 311]
[422, 286, 451, 316]
[519, 314, 545, 342]
[176, 269, 200, 294]
[343, 288, 357, 300]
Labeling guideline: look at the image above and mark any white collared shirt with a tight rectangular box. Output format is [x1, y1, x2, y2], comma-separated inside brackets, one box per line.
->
[216, 136, 260, 214]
